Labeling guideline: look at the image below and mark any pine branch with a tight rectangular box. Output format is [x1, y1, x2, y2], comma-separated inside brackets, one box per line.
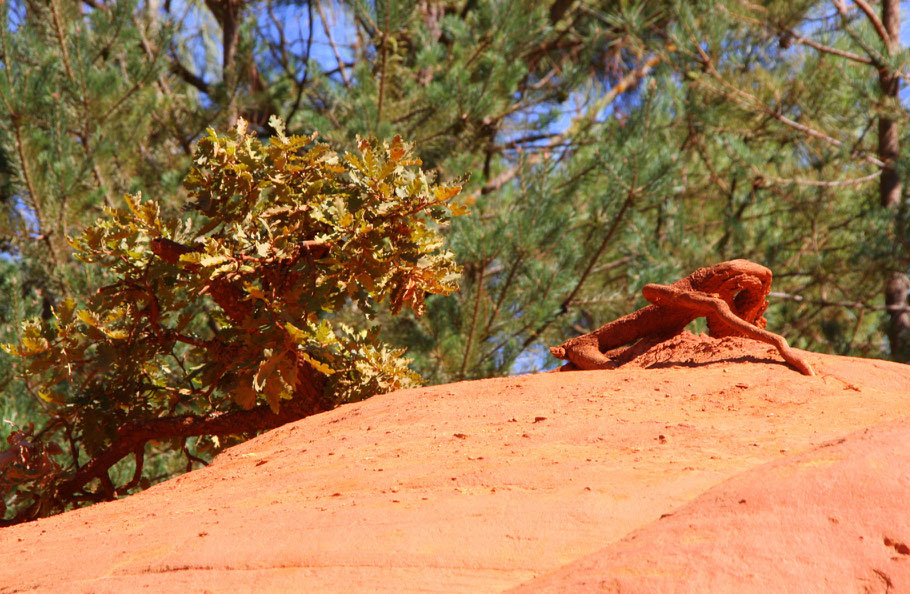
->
[480, 251, 524, 338]
[760, 170, 882, 187]
[283, 0, 315, 126]
[849, 0, 893, 48]
[690, 39, 886, 167]
[376, 11, 389, 125]
[733, 5, 872, 66]
[202, 0, 241, 122]
[784, 30, 872, 64]
[714, 129, 883, 189]
[472, 54, 661, 199]
[49, 0, 76, 81]
[90, 163, 114, 209]
[518, 170, 638, 354]
[131, 11, 209, 157]
[0, 21, 63, 274]
[169, 58, 211, 94]
[265, 2, 292, 76]
[557, 167, 638, 314]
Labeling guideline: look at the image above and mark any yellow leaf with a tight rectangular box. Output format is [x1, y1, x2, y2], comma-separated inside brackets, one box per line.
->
[235, 117, 249, 137]
[433, 185, 462, 201]
[101, 328, 129, 340]
[268, 115, 288, 143]
[199, 255, 230, 267]
[178, 252, 204, 264]
[277, 356, 299, 391]
[76, 310, 101, 328]
[315, 320, 336, 344]
[54, 298, 77, 326]
[124, 192, 142, 216]
[21, 335, 49, 354]
[1, 343, 21, 356]
[285, 322, 310, 344]
[299, 351, 335, 375]
[388, 135, 406, 161]
[245, 284, 267, 301]
[265, 388, 281, 414]
[38, 390, 64, 404]
[449, 202, 470, 217]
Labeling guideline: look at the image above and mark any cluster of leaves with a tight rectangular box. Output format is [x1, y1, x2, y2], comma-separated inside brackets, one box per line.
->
[0, 118, 464, 522]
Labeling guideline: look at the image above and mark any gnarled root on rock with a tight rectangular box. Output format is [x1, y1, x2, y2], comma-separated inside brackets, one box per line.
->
[549, 259, 814, 376]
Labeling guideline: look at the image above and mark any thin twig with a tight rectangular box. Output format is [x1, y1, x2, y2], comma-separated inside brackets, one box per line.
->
[761, 170, 881, 187]
[459, 263, 486, 379]
[316, 0, 350, 87]
[770, 291, 910, 312]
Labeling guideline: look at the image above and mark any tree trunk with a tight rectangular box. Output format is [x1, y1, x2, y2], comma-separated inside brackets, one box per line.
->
[885, 273, 910, 360]
[879, 0, 910, 360]
[205, 0, 241, 124]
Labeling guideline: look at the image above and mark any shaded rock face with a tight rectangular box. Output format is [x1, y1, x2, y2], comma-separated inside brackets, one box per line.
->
[1, 334, 909, 593]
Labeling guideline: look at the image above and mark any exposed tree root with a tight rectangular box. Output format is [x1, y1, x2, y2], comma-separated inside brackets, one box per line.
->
[550, 260, 814, 376]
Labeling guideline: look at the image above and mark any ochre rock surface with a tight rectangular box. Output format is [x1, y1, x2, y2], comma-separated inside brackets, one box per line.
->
[1, 332, 909, 593]
[511, 418, 910, 593]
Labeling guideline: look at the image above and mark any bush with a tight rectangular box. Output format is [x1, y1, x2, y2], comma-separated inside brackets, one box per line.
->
[0, 118, 465, 523]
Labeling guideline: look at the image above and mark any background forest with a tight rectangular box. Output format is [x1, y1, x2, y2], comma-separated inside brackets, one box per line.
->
[1, 0, 909, 515]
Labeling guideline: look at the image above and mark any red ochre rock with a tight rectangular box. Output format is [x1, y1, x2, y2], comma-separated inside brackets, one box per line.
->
[550, 260, 813, 376]
[0, 334, 908, 593]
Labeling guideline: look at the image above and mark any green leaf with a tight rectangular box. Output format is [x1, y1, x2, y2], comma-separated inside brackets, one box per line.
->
[315, 320, 336, 344]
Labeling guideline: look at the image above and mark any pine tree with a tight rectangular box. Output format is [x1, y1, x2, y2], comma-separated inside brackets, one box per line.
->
[276, 0, 685, 381]
[0, 0, 200, 480]
[6, 0, 906, 381]
[661, 0, 909, 359]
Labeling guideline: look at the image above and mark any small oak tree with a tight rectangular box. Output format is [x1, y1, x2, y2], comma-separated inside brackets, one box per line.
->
[0, 118, 465, 524]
